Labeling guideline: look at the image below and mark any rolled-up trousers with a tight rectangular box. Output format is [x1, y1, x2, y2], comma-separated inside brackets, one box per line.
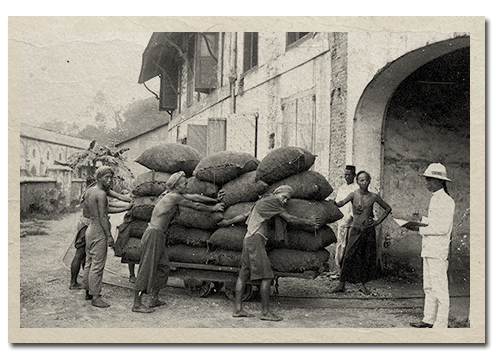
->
[422, 257, 449, 328]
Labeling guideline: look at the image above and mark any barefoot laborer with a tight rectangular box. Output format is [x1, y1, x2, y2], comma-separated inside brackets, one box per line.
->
[81, 166, 128, 308]
[330, 171, 392, 296]
[404, 163, 455, 328]
[132, 171, 225, 313]
[70, 180, 132, 290]
[218, 185, 320, 322]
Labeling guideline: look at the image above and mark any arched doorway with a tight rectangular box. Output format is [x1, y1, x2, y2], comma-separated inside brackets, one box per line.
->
[352, 36, 470, 276]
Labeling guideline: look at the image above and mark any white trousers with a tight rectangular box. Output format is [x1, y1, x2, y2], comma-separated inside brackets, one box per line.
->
[422, 257, 449, 328]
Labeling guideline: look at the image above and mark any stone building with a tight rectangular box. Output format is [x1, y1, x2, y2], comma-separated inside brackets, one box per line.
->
[20, 123, 90, 177]
[20, 123, 91, 214]
[117, 32, 470, 274]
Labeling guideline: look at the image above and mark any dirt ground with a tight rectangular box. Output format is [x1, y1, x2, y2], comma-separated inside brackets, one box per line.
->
[15, 209, 470, 342]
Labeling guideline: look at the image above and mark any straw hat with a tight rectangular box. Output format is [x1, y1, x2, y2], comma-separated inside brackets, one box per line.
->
[421, 163, 451, 181]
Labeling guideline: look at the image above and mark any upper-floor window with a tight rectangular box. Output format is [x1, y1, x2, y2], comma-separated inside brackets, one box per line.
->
[243, 32, 258, 72]
[286, 32, 310, 47]
[185, 33, 219, 107]
[195, 33, 219, 94]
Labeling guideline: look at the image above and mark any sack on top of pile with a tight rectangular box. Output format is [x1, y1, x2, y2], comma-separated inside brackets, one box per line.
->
[220, 171, 268, 207]
[256, 147, 316, 185]
[135, 143, 203, 176]
[186, 176, 220, 199]
[267, 170, 333, 201]
[284, 199, 343, 232]
[193, 151, 260, 185]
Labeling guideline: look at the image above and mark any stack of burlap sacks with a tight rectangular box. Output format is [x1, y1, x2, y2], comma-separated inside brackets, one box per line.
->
[114, 144, 343, 276]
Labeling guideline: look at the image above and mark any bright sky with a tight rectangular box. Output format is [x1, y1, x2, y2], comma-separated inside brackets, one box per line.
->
[10, 19, 159, 128]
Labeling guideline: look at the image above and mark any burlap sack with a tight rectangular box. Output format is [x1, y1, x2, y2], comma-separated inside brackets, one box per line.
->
[209, 249, 241, 267]
[167, 244, 211, 264]
[134, 143, 202, 176]
[186, 176, 220, 198]
[255, 147, 316, 184]
[222, 202, 254, 223]
[267, 171, 333, 201]
[193, 151, 260, 185]
[130, 196, 158, 221]
[131, 181, 167, 197]
[166, 224, 213, 248]
[129, 220, 149, 238]
[208, 225, 247, 251]
[220, 171, 268, 207]
[285, 199, 344, 232]
[173, 206, 224, 230]
[268, 248, 330, 273]
[134, 171, 172, 187]
[120, 236, 142, 264]
[267, 226, 336, 252]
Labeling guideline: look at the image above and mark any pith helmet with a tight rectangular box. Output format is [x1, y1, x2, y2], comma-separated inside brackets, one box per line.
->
[421, 163, 451, 181]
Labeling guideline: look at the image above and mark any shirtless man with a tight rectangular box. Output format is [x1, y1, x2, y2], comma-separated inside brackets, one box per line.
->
[218, 185, 320, 321]
[69, 181, 132, 290]
[331, 171, 392, 295]
[81, 166, 121, 308]
[132, 171, 225, 313]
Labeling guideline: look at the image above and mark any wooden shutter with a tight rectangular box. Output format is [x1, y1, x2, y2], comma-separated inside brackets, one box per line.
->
[195, 33, 219, 93]
[187, 124, 208, 156]
[159, 52, 179, 112]
[281, 91, 316, 157]
[207, 118, 226, 155]
[227, 114, 257, 155]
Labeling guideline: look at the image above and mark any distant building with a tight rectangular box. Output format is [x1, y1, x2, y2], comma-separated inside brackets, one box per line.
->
[20, 123, 90, 177]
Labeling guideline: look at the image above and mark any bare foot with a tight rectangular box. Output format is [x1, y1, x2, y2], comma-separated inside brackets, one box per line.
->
[132, 304, 155, 313]
[129, 276, 136, 283]
[260, 312, 283, 322]
[69, 283, 83, 290]
[91, 297, 110, 308]
[232, 310, 255, 318]
[149, 298, 167, 308]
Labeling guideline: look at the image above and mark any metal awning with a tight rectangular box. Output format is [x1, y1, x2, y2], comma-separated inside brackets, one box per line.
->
[138, 32, 183, 84]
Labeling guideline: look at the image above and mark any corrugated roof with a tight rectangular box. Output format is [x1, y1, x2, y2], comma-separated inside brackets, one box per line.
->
[20, 123, 91, 149]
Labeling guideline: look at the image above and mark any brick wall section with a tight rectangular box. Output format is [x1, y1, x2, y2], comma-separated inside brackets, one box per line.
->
[328, 33, 348, 192]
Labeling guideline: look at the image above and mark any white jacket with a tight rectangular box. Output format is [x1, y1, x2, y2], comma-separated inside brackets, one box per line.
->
[419, 188, 455, 260]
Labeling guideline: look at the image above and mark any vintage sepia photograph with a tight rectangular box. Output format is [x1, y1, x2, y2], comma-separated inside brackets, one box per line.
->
[8, 15, 485, 344]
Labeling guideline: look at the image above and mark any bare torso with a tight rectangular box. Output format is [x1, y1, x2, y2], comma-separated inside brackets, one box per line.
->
[148, 193, 182, 232]
[351, 190, 377, 228]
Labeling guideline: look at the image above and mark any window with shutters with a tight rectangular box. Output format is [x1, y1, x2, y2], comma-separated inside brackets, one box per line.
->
[286, 32, 310, 48]
[243, 32, 258, 72]
[195, 33, 219, 94]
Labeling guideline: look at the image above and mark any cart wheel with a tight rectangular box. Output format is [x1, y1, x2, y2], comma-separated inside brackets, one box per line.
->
[212, 281, 225, 293]
[183, 278, 212, 298]
[223, 282, 254, 302]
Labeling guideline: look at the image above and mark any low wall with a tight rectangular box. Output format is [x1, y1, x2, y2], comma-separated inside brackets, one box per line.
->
[20, 177, 58, 215]
[20, 167, 86, 216]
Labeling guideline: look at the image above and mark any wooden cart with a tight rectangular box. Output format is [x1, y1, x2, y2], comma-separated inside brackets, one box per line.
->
[169, 261, 319, 301]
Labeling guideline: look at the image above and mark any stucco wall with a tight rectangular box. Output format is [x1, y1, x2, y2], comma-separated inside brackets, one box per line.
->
[20, 137, 84, 176]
